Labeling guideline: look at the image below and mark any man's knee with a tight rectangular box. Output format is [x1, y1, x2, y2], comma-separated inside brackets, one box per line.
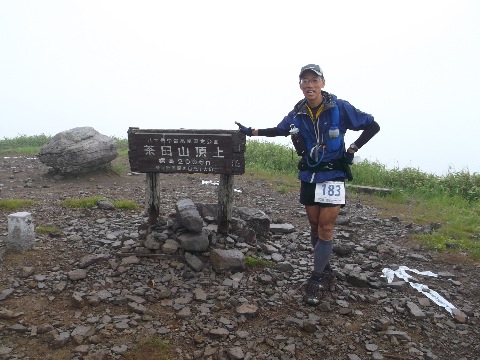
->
[318, 223, 335, 240]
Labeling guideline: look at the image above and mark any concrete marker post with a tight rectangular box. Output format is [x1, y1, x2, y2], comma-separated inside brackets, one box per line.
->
[6, 211, 35, 252]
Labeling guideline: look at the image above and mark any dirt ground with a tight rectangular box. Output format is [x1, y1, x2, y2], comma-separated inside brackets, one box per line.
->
[1, 155, 480, 360]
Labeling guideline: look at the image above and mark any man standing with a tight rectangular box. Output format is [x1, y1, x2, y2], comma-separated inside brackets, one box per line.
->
[236, 64, 380, 305]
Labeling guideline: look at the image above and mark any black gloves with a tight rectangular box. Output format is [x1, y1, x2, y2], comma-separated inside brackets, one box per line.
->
[235, 122, 253, 137]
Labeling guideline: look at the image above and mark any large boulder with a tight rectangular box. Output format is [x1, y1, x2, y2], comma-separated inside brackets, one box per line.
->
[38, 127, 118, 174]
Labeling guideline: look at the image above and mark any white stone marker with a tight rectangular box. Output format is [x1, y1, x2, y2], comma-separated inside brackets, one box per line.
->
[6, 212, 35, 252]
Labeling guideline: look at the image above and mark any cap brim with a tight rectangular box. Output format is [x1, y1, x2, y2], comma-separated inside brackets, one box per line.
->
[299, 69, 323, 77]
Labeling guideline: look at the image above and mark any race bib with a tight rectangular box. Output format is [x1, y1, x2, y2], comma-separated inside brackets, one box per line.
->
[314, 181, 346, 204]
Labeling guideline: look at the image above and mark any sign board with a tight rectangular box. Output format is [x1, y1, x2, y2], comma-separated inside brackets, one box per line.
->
[128, 128, 246, 175]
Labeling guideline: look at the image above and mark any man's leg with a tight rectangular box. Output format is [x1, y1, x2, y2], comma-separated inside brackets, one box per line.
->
[313, 205, 340, 273]
[306, 205, 340, 271]
[304, 205, 340, 305]
[307, 204, 320, 247]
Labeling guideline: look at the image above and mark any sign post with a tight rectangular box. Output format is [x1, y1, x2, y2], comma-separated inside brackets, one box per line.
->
[128, 128, 246, 234]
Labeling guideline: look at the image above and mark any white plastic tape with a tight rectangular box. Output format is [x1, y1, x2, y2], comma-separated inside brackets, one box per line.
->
[382, 266, 456, 315]
[201, 180, 242, 193]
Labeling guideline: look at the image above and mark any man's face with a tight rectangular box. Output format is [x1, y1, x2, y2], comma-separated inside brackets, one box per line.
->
[299, 70, 325, 103]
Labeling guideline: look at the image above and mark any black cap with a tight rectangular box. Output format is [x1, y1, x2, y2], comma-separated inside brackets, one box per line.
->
[299, 64, 323, 78]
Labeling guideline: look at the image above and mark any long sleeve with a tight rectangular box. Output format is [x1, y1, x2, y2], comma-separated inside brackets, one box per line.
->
[257, 127, 290, 137]
[353, 120, 380, 148]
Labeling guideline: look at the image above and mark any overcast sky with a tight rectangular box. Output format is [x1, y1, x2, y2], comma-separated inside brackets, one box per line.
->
[1, 0, 479, 176]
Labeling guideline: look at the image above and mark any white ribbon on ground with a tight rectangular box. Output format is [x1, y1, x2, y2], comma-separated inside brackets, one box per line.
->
[382, 265, 456, 315]
[202, 179, 242, 193]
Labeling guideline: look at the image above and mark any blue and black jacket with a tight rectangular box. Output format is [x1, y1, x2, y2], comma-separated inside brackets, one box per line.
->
[259, 91, 377, 183]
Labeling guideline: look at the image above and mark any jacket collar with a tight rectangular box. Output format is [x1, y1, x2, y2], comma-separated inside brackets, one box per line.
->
[296, 91, 336, 115]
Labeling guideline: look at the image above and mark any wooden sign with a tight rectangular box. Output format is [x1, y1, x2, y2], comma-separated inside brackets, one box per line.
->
[128, 128, 246, 175]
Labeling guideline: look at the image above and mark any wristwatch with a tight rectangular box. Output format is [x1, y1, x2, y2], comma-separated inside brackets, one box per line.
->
[349, 143, 359, 152]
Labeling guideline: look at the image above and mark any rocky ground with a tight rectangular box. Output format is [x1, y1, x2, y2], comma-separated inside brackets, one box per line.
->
[0, 155, 479, 360]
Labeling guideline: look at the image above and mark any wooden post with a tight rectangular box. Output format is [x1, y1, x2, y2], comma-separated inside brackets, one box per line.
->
[217, 174, 234, 235]
[146, 173, 161, 225]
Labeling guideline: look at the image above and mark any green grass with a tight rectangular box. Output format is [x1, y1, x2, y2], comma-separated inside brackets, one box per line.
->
[127, 337, 175, 360]
[36, 225, 62, 234]
[350, 160, 480, 202]
[0, 134, 128, 156]
[113, 199, 140, 210]
[61, 196, 139, 210]
[0, 199, 36, 210]
[0, 134, 52, 154]
[109, 162, 128, 175]
[111, 136, 129, 156]
[243, 140, 299, 193]
[245, 255, 275, 268]
[245, 140, 299, 176]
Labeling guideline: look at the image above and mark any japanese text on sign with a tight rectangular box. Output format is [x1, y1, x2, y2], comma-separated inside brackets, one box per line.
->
[128, 131, 244, 174]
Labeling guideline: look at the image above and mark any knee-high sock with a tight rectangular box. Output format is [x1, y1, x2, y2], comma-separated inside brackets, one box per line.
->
[313, 239, 333, 274]
[310, 235, 332, 271]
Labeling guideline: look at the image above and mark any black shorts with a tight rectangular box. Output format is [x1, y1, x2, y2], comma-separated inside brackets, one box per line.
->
[299, 180, 346, 207]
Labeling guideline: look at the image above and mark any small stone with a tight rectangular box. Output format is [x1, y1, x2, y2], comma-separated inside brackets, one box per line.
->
[185, 252, 204, 271]
[227, 346, 245, 360]
[209, 327, 229, 339]
[10, 323, 28, 333]
[406, 301, 426, 318]
[366, 343, 379, 351]
[452, 308, 468, 323]
[128, 302, 148, 314]
[0, 346, 13, 355]
[302, 319, 318, 333]
[193, 288, 207, 301]
[347, 354, 361, 360]
[0, 309, 23, 319]
[120, 255, 140, 266]
[71, 292, 85, 308]
[177, 307, 192, 319]
[0, 288, 15, 301]
[18, 266, 35, 278]
[112, 344, 128, 354]
[68, 269, 88, 281]
[235, 303, 258, 318]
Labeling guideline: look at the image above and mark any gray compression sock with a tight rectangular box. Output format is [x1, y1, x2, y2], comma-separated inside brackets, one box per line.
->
[313, 239, 333, 274]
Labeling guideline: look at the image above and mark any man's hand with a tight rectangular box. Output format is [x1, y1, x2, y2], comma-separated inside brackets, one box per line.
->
[235, 122, 253, 137]
[344, 151, 354, 165]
